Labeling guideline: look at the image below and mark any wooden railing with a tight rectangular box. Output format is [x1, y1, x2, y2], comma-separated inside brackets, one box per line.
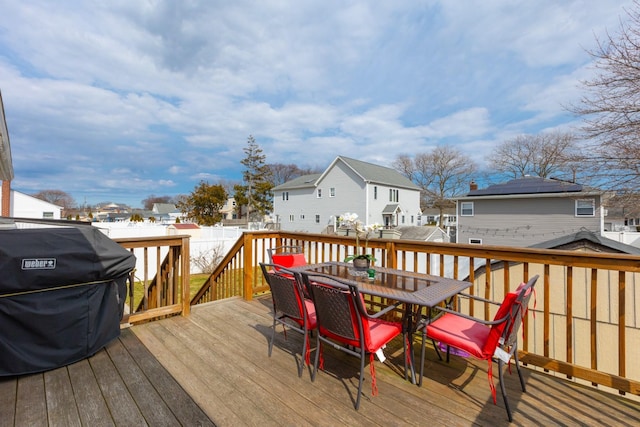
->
[193, 230, 640, 399]
[115, 235, 191, 324]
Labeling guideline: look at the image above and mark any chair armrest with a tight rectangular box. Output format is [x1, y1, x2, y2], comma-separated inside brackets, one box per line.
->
[430, 305, 506, 326]
[456, 292, 502, 306]
[368, 301, 403, 319]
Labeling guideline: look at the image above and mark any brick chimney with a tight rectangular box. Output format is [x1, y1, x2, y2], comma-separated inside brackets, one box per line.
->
[469, 180, 478, 191]
[1, 180, 10, 216]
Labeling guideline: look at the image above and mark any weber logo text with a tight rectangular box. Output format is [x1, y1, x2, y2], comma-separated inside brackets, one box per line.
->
[22, 258, 56, 270]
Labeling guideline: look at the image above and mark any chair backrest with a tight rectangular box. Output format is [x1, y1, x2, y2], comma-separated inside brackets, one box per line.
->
[260, 263, 307, 324]
[482, 275, 539, 357]
[301, 274, 366, 349]
[267, 245, 307, 269]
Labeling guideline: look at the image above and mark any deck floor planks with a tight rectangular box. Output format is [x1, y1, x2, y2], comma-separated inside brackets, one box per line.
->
[117, 328, 215, 427]
[0, 377, 16, 427]
[14, 374, 47, 427]
[190, 300, 412, 426]
[43, 367, 81, 427]
[146, 315, 322, 426]
[201, 298, 491, 426]
[87, 347, 148, 426]
[193, 298, 442, 426]
[140, 319, 280, 426]
[66, 359, 115, 426]
[103, 336, 181, 426]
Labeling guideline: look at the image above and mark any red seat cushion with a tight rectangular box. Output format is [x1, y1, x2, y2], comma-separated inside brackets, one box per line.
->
[427, 291, 519, 359]
[427, 313, 490, 359]
[272, 253, 307, 268]
[364, 319, 403, 353]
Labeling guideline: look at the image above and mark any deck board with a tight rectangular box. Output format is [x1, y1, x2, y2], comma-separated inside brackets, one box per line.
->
[2, 296, 640, 426]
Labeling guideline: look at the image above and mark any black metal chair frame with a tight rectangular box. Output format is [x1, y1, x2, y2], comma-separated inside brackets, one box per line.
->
[260, 263, 316, 377]
[300, 272, 407, 410]
[418, 274, 538, 422]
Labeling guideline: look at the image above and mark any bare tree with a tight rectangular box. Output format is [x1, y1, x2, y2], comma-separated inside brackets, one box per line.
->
[267, 163, 321, 186]
[394, 146, 477, 226]
[571, 1, 640, 191]
[488, 132, 582, 181]
[31, 189, 76, 216]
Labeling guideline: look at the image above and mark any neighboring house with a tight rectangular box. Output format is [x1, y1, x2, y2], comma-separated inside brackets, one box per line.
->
[151, 203, 183, 222]
[219, 198, 237, 220]
[421, 207, 457, 228]
[454, 177, 605, 247]
[272, 156, 422, 233]
[0, 188, 62, 219]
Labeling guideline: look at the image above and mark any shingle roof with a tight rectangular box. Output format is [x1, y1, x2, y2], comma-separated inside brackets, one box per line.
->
[339, 156, 420, 190]
[272, 173, 322, 191]
[530, 230, 640, 254]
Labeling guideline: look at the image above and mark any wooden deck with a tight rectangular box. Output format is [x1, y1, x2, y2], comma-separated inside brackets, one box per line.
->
[3, 296, 640, 426]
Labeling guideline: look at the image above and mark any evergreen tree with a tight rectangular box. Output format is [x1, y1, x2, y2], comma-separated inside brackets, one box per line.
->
[177, 181, 228, 226]
[234, 135, 273, 221]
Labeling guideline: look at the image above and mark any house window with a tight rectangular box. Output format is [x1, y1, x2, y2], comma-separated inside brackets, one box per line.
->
[299, 214, 305, 220]
[282, 191, 289, 201]
[317, 188, 322, 198]
[469, 238, 482, 244]
[401, 215, 405, 224]
[315, 215, 320, 223]
[461, 202, 474, 216]
[42, 212, 54, 219]
[330, 187, 335, 197]
[411, 215, 414, 224]
[374, 186, 378, 200]
[289, 215, 294, 222]
[576, 199, 595, 216]
[389, 189, 399, 202]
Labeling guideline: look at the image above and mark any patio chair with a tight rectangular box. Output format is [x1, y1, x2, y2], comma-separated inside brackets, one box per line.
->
[418, 275, 538, 422]
[260, 263, 317, 377]
[300, 273, 407, 410]
[267, 245, 307, 269]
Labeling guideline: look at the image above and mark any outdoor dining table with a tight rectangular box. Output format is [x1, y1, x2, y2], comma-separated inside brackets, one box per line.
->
[294, 261, 473, 384]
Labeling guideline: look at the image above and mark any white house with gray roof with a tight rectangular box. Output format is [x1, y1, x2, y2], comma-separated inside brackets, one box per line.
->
[454, 177, 606, 247]
[272, 156, 422, 233]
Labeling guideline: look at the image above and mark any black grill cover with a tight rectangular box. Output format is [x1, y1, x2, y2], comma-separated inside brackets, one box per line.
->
[0, 226, 136, 376]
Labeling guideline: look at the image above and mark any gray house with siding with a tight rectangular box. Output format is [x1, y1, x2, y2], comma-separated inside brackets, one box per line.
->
[272, 156, 422, 233]
[454, 177, 605, 247]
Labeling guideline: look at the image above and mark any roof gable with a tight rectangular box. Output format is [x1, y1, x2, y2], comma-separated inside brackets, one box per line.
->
[320, 156, 420, 190]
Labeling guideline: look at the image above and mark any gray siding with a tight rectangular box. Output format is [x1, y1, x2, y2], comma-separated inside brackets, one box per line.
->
[457, 196, 602, 247]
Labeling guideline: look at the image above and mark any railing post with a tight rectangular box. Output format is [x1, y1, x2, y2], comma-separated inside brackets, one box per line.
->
[181, 235, 191, 317]
[243, 233, 254, 300]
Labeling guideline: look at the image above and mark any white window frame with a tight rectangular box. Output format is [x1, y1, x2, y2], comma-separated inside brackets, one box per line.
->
[315, 214, 320, 223]
[461, 202, 474, 216]
[289, 214, 294, 222]
[317, 188, 322, 198]
[575, 198, 595, 217]
[329, 187, 335, 197]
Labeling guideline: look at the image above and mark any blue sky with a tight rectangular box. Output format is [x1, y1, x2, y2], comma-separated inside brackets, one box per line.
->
[0, 1, 631, 208]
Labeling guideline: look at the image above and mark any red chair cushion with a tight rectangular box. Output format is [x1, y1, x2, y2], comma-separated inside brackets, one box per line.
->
[364, 319, 403, 353]
[481, 291, 518, 357]
[272, 253, 307, 268]
[427, 313, 490, 359]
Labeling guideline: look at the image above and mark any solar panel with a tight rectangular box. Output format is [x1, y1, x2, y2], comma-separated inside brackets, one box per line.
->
[468, 177, 582, 196]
